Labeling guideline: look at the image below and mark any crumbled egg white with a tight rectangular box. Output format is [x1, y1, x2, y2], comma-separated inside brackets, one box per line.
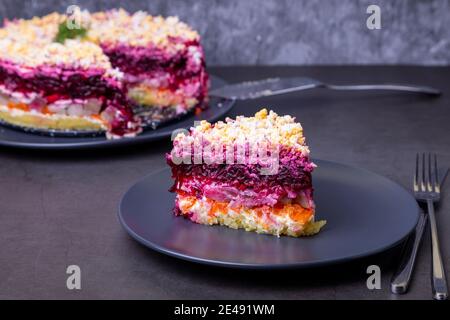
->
[0, 9, 199, 71]
[174, 108, 310, 153]
[0, 38, 114, 71]
[88, 8, 199, 49]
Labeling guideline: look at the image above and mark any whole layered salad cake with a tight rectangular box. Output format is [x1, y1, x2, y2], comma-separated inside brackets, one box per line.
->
[0, 9, 208, 138]
[167, 109, 326, 237]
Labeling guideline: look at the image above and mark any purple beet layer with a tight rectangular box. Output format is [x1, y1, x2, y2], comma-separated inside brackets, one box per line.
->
[167, 147, 314, 205]
[0, 59, 122, 100]
[101, 39, 203, 79]
[101, 39, 209, 108]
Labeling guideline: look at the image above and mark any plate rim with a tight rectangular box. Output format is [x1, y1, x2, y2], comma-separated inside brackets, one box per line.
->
[118, 159, 420, 269]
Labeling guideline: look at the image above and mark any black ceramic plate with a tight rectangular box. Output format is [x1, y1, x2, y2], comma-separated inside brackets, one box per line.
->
[119, 159, 419, 269]
[0, 75, 234, 150]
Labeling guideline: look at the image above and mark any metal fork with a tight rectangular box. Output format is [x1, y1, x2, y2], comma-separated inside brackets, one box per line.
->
[414, 153, 448, 300]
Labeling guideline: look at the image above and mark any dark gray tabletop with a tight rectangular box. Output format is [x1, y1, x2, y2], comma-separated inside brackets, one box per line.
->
[1, 66, 449, 300]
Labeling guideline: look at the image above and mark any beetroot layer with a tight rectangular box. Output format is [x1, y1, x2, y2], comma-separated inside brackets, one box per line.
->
[0, 60, 121, 100]
[101, 39, 209, 108]
[167, 147, 314, 204]
[101, 39, 203, 79]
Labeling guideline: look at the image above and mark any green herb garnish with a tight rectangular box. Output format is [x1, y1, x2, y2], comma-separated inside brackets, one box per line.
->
[54, 21, 87, 43]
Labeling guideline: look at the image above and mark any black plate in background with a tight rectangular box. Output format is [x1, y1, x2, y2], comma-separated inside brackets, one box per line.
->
[0, 75, 234, 150]
[118, 159, 419, 269]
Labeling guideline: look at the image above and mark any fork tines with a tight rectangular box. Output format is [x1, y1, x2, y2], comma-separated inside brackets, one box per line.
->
[415, 153, 440, 194]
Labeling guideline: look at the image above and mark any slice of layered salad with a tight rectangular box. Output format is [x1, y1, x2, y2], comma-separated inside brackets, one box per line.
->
[167, 109, 326, 237]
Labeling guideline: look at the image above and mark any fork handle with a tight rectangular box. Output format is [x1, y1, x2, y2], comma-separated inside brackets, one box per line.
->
[391, 213, 427, 294]
[427, 199, 448, 300]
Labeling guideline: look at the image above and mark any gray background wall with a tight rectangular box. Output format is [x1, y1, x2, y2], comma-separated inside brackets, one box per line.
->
[1, 0, 449, 65]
